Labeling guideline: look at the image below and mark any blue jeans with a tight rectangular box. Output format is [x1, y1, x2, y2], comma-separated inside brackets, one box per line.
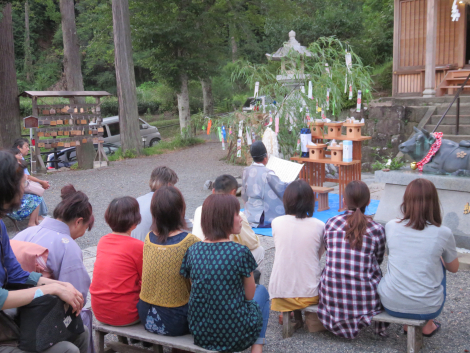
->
[384, 265, 447, 321]
[39, 199, 48, 217]
[253, 285, 270, 345]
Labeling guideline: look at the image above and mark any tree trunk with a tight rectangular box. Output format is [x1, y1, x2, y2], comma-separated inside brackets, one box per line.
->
[231, 36, 237, 63]
[201, 78, 214, 117]
[60, 0, 95, 168]
[0, 3, 21, 149]
[24, 1, 33, 83]
[112, 0, 142, 154]
[60, 0, 84, 93]
[177, 73, 192, 138]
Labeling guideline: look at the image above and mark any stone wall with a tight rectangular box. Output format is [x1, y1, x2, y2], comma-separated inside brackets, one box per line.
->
[348, 104, 426, 171]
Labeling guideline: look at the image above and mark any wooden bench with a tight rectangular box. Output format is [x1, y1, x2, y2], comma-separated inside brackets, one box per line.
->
[94, 322, 214, 353]
[311, 186, 334, 212]
[282, 305, 427, 353]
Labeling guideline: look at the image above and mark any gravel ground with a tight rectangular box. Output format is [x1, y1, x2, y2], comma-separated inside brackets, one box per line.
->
[4, 141, 470, 353]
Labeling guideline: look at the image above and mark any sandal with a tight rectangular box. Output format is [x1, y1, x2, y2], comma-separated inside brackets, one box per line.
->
[404, 320, 441, 337]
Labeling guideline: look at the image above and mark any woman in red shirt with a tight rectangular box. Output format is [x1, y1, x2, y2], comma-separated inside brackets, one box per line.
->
[90, 196, 143, 326]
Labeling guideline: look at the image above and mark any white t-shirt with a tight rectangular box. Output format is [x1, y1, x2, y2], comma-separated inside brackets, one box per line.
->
[378, 219, 458, 314]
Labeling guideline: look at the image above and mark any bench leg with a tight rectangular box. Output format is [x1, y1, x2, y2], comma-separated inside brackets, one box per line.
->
[282, 311, 294, 339]
[152, 344, 163, 353]
[407, 326, 423, 353]
[94, 330, 106, 353]
[317, 193, 330, 212]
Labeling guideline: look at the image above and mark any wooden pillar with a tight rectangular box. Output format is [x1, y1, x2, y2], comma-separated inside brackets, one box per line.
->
[392, 0, 400, 97]
[423, 0, 437, 98]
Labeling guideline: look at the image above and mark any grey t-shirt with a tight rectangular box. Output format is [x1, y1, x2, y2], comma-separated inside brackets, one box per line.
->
[378, 219, 458, 314]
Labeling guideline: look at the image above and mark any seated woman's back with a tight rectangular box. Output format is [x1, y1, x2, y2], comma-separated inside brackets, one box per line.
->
[137, 186, 199, 337]
[379, 220, 456, 313]
[90, 197, 144, 326]
[318, 181, 386, 339]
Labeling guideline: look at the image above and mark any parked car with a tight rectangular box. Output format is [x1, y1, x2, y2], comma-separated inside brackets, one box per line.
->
[46, 143, 119, 170]
[90, 116, 161, 147]
[242, 96, 274, 113]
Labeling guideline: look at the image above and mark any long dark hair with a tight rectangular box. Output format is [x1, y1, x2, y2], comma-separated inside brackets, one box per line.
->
[399, 178, 441, 230]
[151, 186, 186, 243]
[344, 181, 371, 250]
[53, 184, 94, 231]
[0, 151, 25, 217]
[283, 180, 314, 218]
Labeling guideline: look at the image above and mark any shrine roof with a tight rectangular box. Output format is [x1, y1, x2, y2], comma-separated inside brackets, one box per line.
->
[266, 30, 313, 61]
[19, 91, 112, 98]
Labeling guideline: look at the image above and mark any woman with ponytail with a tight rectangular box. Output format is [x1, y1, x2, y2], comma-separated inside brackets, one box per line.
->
[14, 184, 94, 302]
[317, 180, 387, 339]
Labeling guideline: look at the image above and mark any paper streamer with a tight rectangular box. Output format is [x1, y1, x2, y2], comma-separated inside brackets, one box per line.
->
[254, 82, 259, 97]
[356, 90, 362, 112]
[217, 127, 222, 141]
[238, 120, 243, 137]
[268, 111, 273, 126]
[207, 119, 212, 135]
[308, 81, 313, 100]
[252, 130, 256, 143]
[300, 85, 306, 106]
[305, 107, 311, 124]
[222, 138, 225, 150]
[326, 89, 330, 111]
[222, 126, 227, 142]
[229, 127, 232, 135]
[344, 75, 348, 94]
[321, 109, 326, 120]
[236, 139, 242, 157]
[246, 128, 252, 145]
[345, 51, 352, 72]
[349, 84, 353, 100]
[275, 116, 279, 134]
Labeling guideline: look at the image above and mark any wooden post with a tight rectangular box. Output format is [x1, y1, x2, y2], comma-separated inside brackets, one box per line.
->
[407, 326, 423, 353]
[392, 0, 400, 97]
[423, 0, 437, 98]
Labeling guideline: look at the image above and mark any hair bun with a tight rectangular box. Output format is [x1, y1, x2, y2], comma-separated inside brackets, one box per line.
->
[60, 184, 78, 200]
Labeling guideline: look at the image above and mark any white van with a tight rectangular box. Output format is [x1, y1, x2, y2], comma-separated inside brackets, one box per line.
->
[91, 116, 161, 147]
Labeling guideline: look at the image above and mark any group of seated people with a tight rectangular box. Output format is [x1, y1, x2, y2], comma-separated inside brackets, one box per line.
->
[0, 137, 461, 353]
[7, 138, 50, 227]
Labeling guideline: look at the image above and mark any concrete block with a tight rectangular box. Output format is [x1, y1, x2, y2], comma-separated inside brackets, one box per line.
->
[374, 171, 470, 250]
[457, 252, 470, 271]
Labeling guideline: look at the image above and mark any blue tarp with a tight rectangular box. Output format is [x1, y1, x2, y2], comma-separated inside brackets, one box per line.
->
[246, 195, 380, 237]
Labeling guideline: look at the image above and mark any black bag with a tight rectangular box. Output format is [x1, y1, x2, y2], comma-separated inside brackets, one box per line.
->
[18, 294, 84, 352]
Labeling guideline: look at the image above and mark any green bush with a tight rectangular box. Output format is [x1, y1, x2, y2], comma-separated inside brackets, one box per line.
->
[100, 99, 161, 117]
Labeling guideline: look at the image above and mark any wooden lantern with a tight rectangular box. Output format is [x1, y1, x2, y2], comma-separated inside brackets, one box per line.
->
[343, 123, 364, 139]
[309, 121, 325, 137]
[307, 143, 327, 160]
[324, 123, 343, 138]
[328, 144, 343, 162]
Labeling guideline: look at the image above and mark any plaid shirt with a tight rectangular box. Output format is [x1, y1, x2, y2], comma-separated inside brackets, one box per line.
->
[318, 211, 387, 338]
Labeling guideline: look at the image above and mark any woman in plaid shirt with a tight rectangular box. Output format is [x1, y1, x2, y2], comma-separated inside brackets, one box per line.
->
[318, 181, 387, 338]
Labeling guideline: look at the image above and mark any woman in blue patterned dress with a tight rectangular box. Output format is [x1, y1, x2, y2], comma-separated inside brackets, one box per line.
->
[180, 194, 270, 353]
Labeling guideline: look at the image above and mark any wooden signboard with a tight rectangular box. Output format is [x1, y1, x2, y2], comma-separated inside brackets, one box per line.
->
[23, 116, 39, 129]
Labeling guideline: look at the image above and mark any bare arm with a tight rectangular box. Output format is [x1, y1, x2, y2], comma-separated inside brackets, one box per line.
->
[444, 258, 459, 273]
[26, 175, 50, 189]
[2, 282, 83, 315]
[243, 272, 256, 301]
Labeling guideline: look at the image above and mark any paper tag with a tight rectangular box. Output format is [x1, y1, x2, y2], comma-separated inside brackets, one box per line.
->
[356, 90, 362, 112]
[206, 119, 212, 135]
[246, 128, 252, 145]
[275, 117, 279, 134]
[57, 119, 63, 125]
[50, 108, 56, 115]
[252, 130, 256, 143]
[345, 51, 352, 72]
[222, 138, 225, 151]
[58, 131, 63, 136]
[236, 139, 242, 157]
[349, 85, 353, 100]
[326, 89, 330, 111]
[238, 121, 244, 137]
[50, 121, 57, 126]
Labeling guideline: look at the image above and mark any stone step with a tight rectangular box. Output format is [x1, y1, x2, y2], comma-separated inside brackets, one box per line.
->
[458, 251, 470, 271]
[443, 134, 470, 143]
[435, 103, 470, 115]
[430, 115, 470, 125]
[425, 124, 470, 135]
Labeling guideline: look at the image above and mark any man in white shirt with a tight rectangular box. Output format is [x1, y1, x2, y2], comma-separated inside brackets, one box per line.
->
[131, 166, 190, 241]
[192, 174, 265, 284]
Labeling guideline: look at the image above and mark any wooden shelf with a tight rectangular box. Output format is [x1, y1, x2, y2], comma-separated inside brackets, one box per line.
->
[311, 135, 372, 141]
[291, 157, 361, 165]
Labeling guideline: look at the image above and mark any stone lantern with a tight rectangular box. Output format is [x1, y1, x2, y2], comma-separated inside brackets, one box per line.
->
[266, 30, 313, 87]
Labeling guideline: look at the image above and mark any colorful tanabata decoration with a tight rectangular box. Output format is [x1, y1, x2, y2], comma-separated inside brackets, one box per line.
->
[207, 119, 212, 135]
[262, 127, 279, 158]
[268, 111, 273, 126]
[349, 85, 353, 100]
[238, 120, 243, 137]
[308, 81, 313, 100]
[451, 0, 460, 21]
[252, 130, 256, 143]
[356, 90, 362, 112]
[275, 116, 279, 134]
[221, 126, 227, 150]
[236, 138, 242, 157]
[305, 108, 311, 124]
[217, 127, 222, 141]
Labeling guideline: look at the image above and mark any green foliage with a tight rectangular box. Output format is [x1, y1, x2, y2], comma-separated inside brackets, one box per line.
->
[108, 136, 204, 161]
[372, 154, 405, 171]
[371, 61, 393, 93]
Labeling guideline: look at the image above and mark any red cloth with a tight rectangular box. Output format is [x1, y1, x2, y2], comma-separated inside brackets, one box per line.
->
[90, 234, 143, 326]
